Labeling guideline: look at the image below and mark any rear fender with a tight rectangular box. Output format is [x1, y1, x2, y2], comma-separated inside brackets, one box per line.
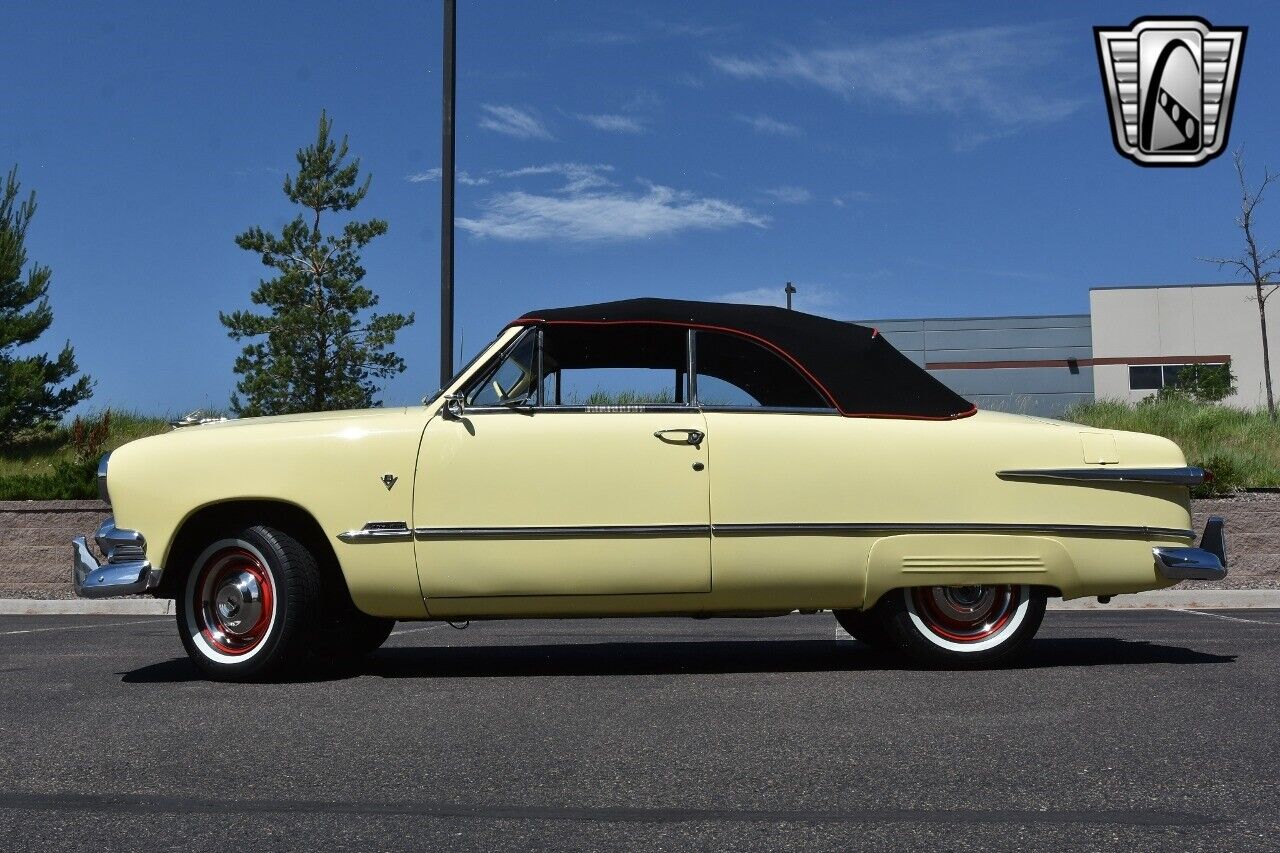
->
[864, 534, 1077, 607]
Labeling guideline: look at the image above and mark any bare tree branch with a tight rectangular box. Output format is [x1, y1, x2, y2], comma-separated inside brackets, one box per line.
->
[1199, 149, 1280, 419]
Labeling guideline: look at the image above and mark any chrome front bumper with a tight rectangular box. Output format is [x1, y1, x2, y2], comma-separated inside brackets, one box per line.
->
[72, 518, 160, 598]
[1153, 516, 1228, 581]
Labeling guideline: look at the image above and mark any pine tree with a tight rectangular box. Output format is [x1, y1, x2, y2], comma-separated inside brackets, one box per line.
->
[0, 166, 92, 443]
[221, 112, 414, 416]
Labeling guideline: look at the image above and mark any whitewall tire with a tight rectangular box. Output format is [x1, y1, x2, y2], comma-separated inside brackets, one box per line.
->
[176, 525, 322, 681]
[875, 584, 1047, 667]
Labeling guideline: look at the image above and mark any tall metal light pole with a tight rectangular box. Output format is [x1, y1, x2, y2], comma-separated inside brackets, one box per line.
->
[439, 0, 457, 387]
[784, 281, 796, 310]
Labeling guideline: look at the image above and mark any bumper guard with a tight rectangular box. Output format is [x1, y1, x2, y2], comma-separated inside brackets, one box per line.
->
[1153, 516, 1228, 581]
[72, 518, 160, 598]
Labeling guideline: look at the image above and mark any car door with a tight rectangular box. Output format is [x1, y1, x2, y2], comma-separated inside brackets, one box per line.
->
[414, 324, 712, 599]
[692, 329, 871, 608]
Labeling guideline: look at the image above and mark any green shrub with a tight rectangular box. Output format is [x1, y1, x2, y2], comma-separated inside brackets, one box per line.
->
[1192, 453, 1243, 497]
[0, 410, 169, 500]
[1157, 362, 1236, 404]
[0, 458, 98, 500]
[1065, 396, 1280, 491]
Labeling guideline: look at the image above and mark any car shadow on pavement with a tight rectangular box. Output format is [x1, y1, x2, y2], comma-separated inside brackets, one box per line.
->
[120, 636, 1234, 683]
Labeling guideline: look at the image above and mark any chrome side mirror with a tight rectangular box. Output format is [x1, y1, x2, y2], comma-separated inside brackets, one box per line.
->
[442, 394, 465, 420]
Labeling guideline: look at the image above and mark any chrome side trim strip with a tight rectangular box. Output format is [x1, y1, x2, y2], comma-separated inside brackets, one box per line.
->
[710, 522, 1195, 539]
[413, 524, 711, 539]
[338, 522, 414, 543]
[340, 520, 1194, 542]
[996, 467, 1205, 486]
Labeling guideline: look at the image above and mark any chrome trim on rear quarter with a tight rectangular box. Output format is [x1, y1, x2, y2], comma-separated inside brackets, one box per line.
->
[996, 466, 1206, 486]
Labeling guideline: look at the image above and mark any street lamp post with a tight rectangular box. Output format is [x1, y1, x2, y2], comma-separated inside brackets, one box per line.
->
[439, 0, 457, 387]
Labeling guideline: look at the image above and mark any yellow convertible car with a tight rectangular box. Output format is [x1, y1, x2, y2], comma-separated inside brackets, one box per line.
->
[73, 298, 1226, 679]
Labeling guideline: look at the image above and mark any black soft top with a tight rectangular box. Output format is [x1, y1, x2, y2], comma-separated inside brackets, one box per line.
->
[513, 298, 975, 420]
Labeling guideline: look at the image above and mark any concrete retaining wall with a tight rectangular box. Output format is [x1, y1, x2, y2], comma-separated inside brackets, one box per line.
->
[1193, 493, 1280, 588]
[4, 494, 1277, 599]
[6, 500, 110, 599]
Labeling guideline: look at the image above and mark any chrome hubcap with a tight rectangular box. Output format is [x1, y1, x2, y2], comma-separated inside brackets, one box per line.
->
[191, 545, 276, 656]
[909, 584, 1026, 644]
[930, 585, 997, 620]
[213, 571, 265, 636]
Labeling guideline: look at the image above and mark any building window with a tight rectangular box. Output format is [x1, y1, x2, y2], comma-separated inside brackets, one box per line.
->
[1128, 363, 1225, 392]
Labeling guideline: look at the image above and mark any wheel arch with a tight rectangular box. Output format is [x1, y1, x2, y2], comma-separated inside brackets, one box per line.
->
[155, 498, 352, 606]
[862, 533, 1076, 608]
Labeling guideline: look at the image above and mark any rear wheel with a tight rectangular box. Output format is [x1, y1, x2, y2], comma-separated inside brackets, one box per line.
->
[832, 608, 889, 648]
[177, 525, 322, 681]
[875, 584, 1046, 667]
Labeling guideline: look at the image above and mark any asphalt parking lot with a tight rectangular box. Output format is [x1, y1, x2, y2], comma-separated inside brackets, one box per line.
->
[1, 609, 1277, 852]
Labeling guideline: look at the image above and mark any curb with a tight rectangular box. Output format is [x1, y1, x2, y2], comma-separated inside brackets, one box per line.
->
[1048, 589, 1280, 610]
[0, 598, 174, 616]
[1, 590, 1278, 616]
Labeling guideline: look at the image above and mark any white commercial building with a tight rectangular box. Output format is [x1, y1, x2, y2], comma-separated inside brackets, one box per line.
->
[1090, 283, 1277, 409]
[863, 282, 1277, 416]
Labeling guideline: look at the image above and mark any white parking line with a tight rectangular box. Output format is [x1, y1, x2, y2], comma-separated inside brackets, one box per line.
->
[0, 618, 168, 636]
[1166, 608, 1279, 626]
[390, 624, 446, 637]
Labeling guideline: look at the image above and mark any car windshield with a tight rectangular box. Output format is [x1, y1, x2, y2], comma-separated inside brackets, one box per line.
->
[422, 331, 504, 406]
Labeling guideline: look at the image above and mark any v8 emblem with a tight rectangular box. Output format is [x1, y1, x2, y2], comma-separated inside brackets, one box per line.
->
[381, 473, 398, 491]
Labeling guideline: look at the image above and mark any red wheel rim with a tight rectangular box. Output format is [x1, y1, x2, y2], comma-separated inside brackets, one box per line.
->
[910, 585, 1019, 644]
[192, 546, 275, 656]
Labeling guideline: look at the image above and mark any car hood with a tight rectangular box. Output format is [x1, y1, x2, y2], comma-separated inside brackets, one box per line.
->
[177, 407, 414, 431]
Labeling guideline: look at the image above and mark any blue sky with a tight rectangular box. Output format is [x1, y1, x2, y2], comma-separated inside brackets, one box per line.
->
[4, 1, 1278, 414]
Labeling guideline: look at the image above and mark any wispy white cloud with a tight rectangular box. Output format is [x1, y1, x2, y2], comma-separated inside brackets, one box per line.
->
[561, 20, 733, 45]
[496, 163, 616, 193]
[716, 284, 845, 315]
[762, 186, 812, 205]
[650, 20, 737, 39]
[735, 113, 802, 137]
[479, 104, 553, 140]
[458, 164, 766, 242]
[576, 113, 646, 134]
[831, 190, 873, 207]
[712, 24, 1086, 147]
[406, 168, 490, 186]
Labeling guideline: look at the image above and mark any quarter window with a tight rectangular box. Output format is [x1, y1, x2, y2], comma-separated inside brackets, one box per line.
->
[694, 331, 829, 410]
[466, 331, 538, 406]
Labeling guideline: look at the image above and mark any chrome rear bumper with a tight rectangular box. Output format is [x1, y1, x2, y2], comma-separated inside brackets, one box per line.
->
[72, 518, 160, 598]
[1153, 516, 1227, 581]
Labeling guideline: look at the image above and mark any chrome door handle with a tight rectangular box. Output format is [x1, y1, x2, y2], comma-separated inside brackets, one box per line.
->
[654, 428, 705, 447]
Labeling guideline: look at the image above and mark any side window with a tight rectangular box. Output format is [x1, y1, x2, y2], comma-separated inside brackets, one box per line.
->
[467, 331, 538, 406]
[540, 323, 690, 407]
[694, 331, 829, 410]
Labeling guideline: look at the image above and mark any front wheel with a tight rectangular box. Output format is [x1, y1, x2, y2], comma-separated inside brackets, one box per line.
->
[877, 584, 1046, 667]
[177, 525, 322, 681]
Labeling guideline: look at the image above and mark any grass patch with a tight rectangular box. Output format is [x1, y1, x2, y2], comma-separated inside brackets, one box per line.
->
[0, 410, 171, 481]
[1064, 396, 1280, 493]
